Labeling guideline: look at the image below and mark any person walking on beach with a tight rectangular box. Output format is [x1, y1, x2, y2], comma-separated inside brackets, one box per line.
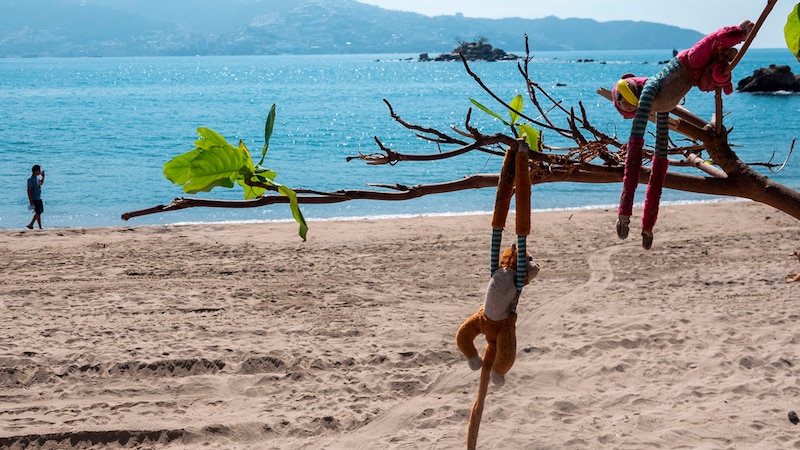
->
[26, 165, 45, 229]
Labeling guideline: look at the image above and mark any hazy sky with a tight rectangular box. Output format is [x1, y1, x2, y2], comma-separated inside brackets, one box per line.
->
[359, 0, 790, 49]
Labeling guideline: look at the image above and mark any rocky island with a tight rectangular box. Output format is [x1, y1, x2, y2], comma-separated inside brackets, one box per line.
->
[419, 39, 520, 62]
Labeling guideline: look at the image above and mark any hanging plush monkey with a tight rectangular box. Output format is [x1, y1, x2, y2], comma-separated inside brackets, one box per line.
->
[456, 142, 539, 450]
[612, 20, 753, 249]
[456, 244, 540, 386]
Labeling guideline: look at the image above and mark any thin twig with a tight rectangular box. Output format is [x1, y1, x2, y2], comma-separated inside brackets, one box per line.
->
[459, 53, 552, 131]
[715, 88, 723, 134]
[382, 99, 470, 147]
[765, 138, 795, 174]
[727, 0, 778, 73]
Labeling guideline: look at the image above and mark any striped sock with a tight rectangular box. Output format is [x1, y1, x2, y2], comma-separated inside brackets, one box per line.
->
[490, 227, 502, 274]
[515, 235, 527, 293]
[655, 112, 670, 158]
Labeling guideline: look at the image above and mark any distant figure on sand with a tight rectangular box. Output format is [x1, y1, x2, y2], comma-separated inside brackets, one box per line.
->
[27, 165, 45, 229]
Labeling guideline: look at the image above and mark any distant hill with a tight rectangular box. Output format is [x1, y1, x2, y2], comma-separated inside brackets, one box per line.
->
[0, 0, 705, 57]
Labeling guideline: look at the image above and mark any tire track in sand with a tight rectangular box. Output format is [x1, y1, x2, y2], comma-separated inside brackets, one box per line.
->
[519, 243, 625, 340]
[324, 243, 629, 449]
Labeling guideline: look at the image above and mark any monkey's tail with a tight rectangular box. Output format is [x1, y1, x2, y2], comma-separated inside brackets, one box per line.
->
[467, 342, 496, 450]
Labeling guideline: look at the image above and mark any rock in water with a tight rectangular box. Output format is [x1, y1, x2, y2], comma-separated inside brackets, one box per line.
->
[736, 65, 800, 93]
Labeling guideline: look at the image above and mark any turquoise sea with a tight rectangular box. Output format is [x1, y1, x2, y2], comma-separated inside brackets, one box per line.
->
[1, 49, 799, 230]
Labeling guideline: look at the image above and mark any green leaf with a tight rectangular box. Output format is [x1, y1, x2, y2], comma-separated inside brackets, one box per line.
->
[277, 183, 308, 241]
[162, 105, 310, 240]
[508, 94, 524, 125]
[195, 127, 229, 149]
[237, 167, 279, 199]
[239, 177, 267, 199]
[258, 103, 277, 167]
[470, 98, 510, 126]
[517, 124, 541, 152]
[163, 147, 202, 185]
[785, 3, 800, 61]
[254, 168, 277, 180]
[182, 137, 251, 194]
[237, 140, 256, 175]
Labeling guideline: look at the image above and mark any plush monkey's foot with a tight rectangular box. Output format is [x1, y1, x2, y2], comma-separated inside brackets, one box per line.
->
[490, 371, 505, 387]
[467, 355, 482, 371]
[616, 215, 631, 239]
[641, 230, 654, 250]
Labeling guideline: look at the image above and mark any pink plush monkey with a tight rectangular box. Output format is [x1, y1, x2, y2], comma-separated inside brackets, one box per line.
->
[611, 20, 753, 249]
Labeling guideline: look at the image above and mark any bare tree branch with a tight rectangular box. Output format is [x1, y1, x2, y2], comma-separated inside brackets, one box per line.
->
[120, 175, 499, 220]
[122, 32, 800, 227]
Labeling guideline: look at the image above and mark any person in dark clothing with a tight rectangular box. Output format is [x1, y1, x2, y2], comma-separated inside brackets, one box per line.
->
[27, 165, 45, 229]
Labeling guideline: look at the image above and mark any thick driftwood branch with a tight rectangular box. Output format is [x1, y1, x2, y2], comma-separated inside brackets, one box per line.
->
[121, 161, 793, 221]
[123, 100, 800, 222]
[122, 25, 800, 226]
[121, 175, 498, 220]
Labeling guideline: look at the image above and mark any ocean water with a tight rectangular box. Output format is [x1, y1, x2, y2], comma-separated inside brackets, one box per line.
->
[1, 48, 799, 230]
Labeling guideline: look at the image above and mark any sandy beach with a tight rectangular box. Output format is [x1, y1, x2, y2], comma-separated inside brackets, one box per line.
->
[1, 200, 799, 449]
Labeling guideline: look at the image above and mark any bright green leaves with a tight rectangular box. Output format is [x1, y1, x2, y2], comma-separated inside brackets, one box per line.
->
[469, 94, 542, 151]
[517, 124, 541, 152]
[163, 148, 201, 186]
[167, 129, 253, 194]
[238, 167, 277, 199]
[470, 97, 509, 125]
[785, 3, 800, 61]
[258, 103, 276, 167]
[276, 184, 307, 241]
[163, 104, 308, 240]
[508, 94, 524, 125]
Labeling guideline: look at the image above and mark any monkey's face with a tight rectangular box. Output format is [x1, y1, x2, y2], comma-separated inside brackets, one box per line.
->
[523, 254, 540, 286]
[612, 75, 643, 119]
[500, 245, 540, 285]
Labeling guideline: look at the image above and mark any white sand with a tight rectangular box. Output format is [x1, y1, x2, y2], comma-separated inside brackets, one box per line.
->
[1, 201, 799, 449]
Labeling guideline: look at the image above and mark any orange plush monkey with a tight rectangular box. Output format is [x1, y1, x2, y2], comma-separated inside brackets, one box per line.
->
[458, 140, 537, 450]
[455, 244, 539, 386]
